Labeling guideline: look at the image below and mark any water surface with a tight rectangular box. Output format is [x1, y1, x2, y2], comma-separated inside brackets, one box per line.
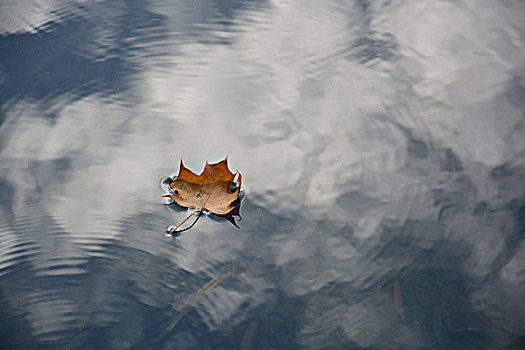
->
[1, 0, 525, 349]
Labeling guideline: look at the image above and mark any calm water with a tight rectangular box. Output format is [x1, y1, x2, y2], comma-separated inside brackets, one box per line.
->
[1, 0, 525, 349]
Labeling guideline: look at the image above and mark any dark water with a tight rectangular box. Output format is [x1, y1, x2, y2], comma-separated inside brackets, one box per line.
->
[1, 0, 525, 349]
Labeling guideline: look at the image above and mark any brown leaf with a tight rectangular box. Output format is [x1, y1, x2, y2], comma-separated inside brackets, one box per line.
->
[393, 281, 406, 321]
[163, 157, 242, 216]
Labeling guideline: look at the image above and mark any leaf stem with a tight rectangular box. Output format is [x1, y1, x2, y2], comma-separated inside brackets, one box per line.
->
[168, 210, 204, 236]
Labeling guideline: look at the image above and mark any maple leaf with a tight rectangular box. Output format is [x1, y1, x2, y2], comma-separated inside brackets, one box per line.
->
[163, 157, 242, 235]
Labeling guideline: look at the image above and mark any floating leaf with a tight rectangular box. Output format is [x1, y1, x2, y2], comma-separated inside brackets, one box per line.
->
[163, 157, 242, 234]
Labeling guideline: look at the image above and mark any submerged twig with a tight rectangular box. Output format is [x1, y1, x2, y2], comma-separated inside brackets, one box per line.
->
[163, 271, 233, 333]
[241, 320, 259, 350]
